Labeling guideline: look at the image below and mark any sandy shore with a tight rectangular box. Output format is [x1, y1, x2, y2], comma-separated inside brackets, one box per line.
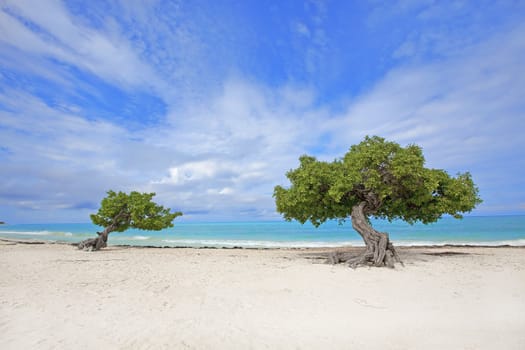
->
[0, 240, 524, 349]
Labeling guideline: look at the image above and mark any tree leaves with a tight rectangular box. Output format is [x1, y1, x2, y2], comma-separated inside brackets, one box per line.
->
[90, 190, 182, 232]
[274, 136, 482, 226]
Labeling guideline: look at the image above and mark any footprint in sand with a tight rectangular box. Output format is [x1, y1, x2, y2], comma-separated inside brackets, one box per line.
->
[353, 298, 386, 309]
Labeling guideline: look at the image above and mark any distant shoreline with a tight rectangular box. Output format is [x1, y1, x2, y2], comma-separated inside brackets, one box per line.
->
[2, 237, 524, 250]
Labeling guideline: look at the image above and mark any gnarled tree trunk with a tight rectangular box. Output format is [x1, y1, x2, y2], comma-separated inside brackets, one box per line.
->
[77, 210, 128, 251]
[328, 201, 403, 268]
[77, 227, 111, 251]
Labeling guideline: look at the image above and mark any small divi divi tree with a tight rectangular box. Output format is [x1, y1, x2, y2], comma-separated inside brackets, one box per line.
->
[78, 190, 182, 251]
[274, 136, 481, 268]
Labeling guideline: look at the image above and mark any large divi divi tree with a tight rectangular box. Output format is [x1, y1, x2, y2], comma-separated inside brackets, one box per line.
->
[274, 136, 481, 268]
[78, 190, 182, 251]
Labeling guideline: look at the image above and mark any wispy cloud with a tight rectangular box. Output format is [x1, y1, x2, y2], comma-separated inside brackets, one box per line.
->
[1, 1, 165, 91]
[142, 79, 330, 219]
[334, 22, 525, 163]
[1, 0, 524, 222]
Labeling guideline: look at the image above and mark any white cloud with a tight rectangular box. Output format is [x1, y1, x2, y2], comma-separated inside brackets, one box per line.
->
[1, 0, 524, 222]
[0, 73, 332, 221]
[0, 0, 167, 94]
[139, 79, 332, 218]
[155, 161, 229, 185]
[293, 21, 311, 37]
[4, 14, 524, 220]
[333, 22, 525, 166]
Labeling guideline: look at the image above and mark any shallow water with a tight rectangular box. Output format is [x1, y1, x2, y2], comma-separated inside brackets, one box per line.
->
[1, 216, 524, 248]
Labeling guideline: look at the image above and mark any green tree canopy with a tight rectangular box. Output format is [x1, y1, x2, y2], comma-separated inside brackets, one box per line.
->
[274, 136, 481, 267]
[90, 190, 182, 232]
[79, 190, 182, 251]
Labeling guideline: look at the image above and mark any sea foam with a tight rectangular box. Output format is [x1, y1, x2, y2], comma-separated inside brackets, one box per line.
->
[0, 230, 52, 236]
[131, 236, 150, 240]
[161, 239, 359, 248]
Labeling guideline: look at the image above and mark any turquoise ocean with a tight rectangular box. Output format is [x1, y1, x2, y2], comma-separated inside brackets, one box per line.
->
[1, 215, 524, 248]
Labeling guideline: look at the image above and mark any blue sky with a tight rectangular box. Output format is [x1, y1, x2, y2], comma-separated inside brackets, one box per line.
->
[1, 0, 524, 223]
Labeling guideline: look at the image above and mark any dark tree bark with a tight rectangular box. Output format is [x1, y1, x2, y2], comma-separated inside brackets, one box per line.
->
[77, 227, 111, 251]
[78, 210, 127, 251]
[327, 201, 403, 268]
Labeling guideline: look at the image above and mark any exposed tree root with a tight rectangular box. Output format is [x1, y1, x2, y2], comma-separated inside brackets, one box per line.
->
[78, 232, 107, 251]
[326, 202, 404, 268]
[327, 244, 403, 268]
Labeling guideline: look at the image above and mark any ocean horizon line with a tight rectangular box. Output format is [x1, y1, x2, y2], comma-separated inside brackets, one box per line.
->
[3, 213, 525, 226]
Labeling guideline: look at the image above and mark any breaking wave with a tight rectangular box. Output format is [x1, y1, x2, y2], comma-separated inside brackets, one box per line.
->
[161, 239, 358, 248]
[0, 230, 54, 236]
[131, 236, 150, 240]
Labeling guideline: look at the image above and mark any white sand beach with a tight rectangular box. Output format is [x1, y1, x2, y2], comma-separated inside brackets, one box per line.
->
[1, 240, 524, 349]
